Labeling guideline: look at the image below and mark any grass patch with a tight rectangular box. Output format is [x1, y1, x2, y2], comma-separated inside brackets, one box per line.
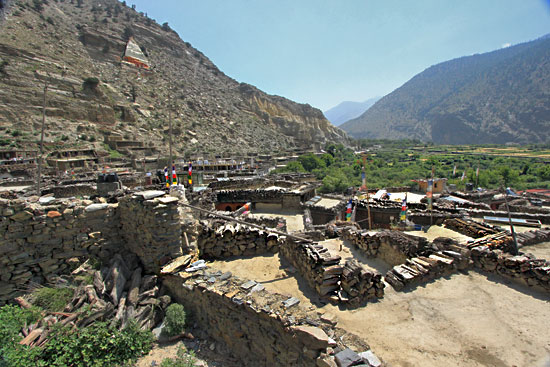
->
[32, 287, 74, 312]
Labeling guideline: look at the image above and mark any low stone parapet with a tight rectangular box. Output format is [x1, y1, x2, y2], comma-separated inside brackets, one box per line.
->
[162, 270, 385, 367]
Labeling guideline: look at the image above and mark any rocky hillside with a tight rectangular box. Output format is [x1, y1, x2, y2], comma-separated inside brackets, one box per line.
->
[0, 0, 348, 158]
[323, 97, 379, 126]
[341, 35, 550, 144]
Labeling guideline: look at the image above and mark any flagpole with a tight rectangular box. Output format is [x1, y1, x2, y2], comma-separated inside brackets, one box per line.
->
[430, 165, 434, 226]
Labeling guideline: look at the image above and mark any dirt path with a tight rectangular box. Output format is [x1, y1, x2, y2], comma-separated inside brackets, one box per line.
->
[208, 249, 550, 367]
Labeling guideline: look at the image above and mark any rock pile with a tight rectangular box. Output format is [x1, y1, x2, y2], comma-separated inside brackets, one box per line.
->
[470, 246, 550, 292]
[197, 221, 282, 258]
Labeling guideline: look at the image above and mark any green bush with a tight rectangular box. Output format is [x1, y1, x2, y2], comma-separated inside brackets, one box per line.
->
[164, 303, 186, 337]
[160, 347, 196, 367]
[32, 287, 74, 312]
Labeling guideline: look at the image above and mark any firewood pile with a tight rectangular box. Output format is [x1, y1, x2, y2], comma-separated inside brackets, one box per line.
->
[465, 232, 514, 251]
[470, 247, 550, 292]
[384, 251, 462, 291]
[16, 253, 171, 348]
[516, 228, 550, 247]
[340, 259, 385, 306]
[197, 220, 282, 258]
[444, 218, 500, 238]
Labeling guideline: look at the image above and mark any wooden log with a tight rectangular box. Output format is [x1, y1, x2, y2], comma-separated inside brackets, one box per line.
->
[127, 267, 142, 307]
[19, 328, 43, 346]
[61, 313, 78, 326]
[14, 297, 32, 309]
[93, 270, 105, 296]
[109, 267, 127, 306]
[115, 292, 127, 321]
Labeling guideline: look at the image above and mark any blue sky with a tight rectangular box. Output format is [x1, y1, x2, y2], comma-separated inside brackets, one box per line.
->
[126, 0, 550, 111]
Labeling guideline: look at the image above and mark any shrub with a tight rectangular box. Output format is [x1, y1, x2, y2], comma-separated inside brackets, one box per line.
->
[160, 347, 196, 367]
[83, 76, 99, 87]
[32, 286, 74, 312]
[164, 303, 186, 336]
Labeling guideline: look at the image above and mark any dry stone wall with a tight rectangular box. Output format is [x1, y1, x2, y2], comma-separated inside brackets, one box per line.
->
[118, 191, 183, 273]
[1, 191, 185, 304]
[163, 271, 384, 367]
[0, 198, 121, 304]
[216, 189, 285, 204]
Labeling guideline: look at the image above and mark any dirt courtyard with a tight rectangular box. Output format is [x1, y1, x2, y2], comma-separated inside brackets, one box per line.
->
[210, 240, 550, 367]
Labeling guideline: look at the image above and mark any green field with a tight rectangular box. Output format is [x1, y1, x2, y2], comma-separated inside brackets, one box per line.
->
[273, 140, 550, 193]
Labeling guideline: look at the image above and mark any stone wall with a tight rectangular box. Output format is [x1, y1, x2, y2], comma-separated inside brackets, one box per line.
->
[118, 191, 183, 273]
[42, 184, 97, 198]
[1, 191, 186, 304]
[163, 271, 384, 367]
[217, 189, 285, 204]
[0, 198, 121, 304]
[197, 221, 281, 258]
[470, 246, 550, 293]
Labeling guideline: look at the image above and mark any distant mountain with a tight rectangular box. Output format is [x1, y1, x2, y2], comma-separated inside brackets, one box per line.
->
[341, 35, 550, 144]
[324, 97, 380, 126]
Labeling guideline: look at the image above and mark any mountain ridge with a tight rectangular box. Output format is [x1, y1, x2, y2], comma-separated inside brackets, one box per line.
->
[341, 35, 550, 144]
[0, 0, 348, 158]
[323, 97, 379, 126]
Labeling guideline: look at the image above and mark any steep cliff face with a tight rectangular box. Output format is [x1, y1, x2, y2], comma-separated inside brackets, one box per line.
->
[0, 0, 348, 157]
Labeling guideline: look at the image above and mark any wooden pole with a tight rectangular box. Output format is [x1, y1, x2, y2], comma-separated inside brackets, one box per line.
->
[36, 80, 48, 196]
[361, 154, 372, 230]
[168, 97, 173, 168]
[179, 201, 314, 243]
[502, 187, 519, 255]
[430, 165, 434, 226]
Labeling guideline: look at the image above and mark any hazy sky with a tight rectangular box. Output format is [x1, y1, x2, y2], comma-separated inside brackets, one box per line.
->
[126, 0, 550, 111]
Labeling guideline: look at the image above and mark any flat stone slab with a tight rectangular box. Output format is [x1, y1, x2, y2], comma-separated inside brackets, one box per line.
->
[359, 350, 382, 367]
[292, 325, 329, 349]
[136, 190, 165, 200]
[10, 210, 33, 221]
[158, 196, 179, 204]
[84, 203, 109, 212]
[335, 348, 363, 367]
[282, 297, 300, 308]
[240, 280, 257, 290]
[249, 283, 265, 293]
[39, 196, 56, 204]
